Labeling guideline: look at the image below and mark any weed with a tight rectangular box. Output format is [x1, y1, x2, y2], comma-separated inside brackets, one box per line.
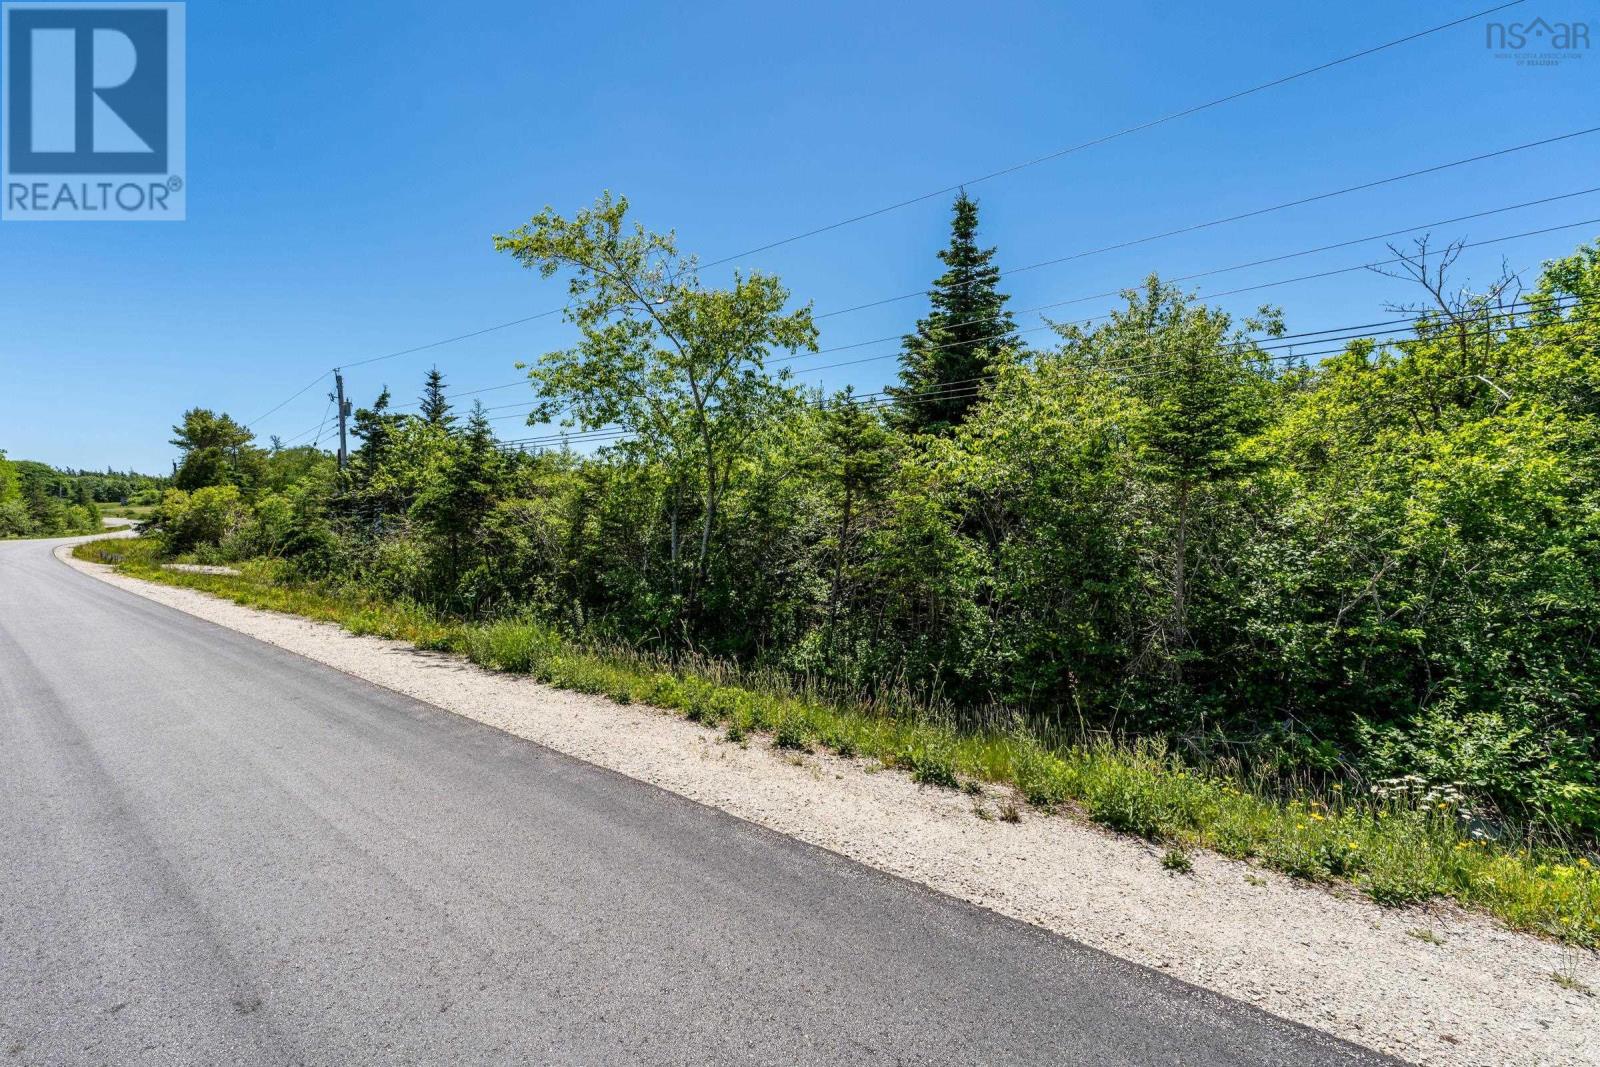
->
[999, 802, 1022, 824]
[773, 718, 813, 752]
[910, 754, 959, 790]
[1162, 848, 1194, 874]
[1551, 972, 1594, 997]
[1364, 872, 1438, 908]
[1406, 928, 1444, 945]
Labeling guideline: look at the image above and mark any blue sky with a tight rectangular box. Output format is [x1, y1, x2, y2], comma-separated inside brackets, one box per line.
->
[2, 0, 1596, 473]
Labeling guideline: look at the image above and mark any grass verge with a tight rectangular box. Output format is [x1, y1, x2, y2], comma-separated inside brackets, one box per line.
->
[75, 535, 1600, 949]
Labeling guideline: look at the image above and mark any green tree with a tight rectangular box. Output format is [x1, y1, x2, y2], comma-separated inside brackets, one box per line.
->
[1056, 279, 1277, 682]
[170, 408, 264, 491]
[0, 451, 31, 536]
[343, 387, 409, 521]
[0, 450, 19, 506]
[817, 392, 900, 659]
[888, 192, 1016, 435]
[419, 367, 455, 429]
[493, 191, 818, 610]
[410, 402, 507, 605]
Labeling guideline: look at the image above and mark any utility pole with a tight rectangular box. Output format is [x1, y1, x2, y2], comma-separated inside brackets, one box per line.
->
[335, 370, 351, 469]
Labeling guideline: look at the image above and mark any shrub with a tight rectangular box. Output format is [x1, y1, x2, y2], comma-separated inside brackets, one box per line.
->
[904, 740, 959, 789]
[159, 485, 247, 553]
[773, 716, 813, 752]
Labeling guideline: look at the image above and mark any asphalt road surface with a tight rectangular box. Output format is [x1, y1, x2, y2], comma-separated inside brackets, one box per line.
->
[0, 535, 1394, 1066]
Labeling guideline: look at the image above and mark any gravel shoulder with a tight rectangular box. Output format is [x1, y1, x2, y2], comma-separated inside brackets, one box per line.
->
[61, 545, 1600, 1067]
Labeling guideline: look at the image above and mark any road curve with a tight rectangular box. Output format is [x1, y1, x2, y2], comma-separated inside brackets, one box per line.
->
[0, 534, 1393, 1066]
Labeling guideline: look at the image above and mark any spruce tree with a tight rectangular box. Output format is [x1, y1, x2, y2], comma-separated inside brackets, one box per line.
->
[419, 366, 455, 428]
[888, 192, 1015, 435]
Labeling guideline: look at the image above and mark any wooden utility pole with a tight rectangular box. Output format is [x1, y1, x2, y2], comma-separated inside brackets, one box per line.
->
[335, 370, 350, 469]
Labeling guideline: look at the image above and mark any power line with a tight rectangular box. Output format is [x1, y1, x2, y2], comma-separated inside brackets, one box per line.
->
[888, 311, 1576, 408]
[815, 144, 1600, 321]
[248, 369, 331, 430]
[342, 309, 566, 372]
[488, 285, 1585, 448]
[495, 302, 1580, 453]
[838, 301, 1581, 411]
[385, 186, 1600, 411]
[246, 39, 1583, 434]
[782, 216, 1600, 377]
[692, 0, 1531, 272]
[310, 393, 336, 448]
[257, 123, 1597, 435]
[787, 188, 1600, 364]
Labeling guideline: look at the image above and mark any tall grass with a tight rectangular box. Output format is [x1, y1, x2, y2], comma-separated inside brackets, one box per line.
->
[76, 535, 1600, 949]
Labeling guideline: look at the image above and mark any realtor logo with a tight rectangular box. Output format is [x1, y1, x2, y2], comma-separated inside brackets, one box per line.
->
[2, 2, 185, 220]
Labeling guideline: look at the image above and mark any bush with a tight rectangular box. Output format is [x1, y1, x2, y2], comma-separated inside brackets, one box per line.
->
[157, 485, 247, 553]
[0, 499, 34, 537]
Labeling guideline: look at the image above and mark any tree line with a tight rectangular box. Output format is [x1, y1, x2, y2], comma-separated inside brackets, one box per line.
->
[147, 193, 1600, 834]
[0, 455, 164, 537]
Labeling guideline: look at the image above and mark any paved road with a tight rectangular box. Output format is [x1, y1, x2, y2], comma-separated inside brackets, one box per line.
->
[0, 535, 1392, 1066]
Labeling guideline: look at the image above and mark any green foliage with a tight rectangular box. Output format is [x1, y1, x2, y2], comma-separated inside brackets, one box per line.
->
[492, 191, 818, 615]
[0, 451, 19, 505]
[1162, 848, 1194, 874]
[171, 408, 265, 491]
[418, 366, 456, 429]
[0, 453, 119, 537]
[157, 485, 249, 553]
[888, 192, 1018, 434]
[126, 211, 1600, 841]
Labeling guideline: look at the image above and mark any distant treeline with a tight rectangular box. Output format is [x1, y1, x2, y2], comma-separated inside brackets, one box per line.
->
[139, 193, 1600, 835]
[0, 455, 166, 537]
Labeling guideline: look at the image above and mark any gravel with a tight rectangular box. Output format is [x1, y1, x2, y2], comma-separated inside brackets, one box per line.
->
[63, 545, 1600, 1067]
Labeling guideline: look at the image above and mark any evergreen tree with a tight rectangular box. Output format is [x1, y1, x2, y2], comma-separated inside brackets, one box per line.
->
[169, 408, 263, 490]
[819, 391, 899, 655]
[411, 401, 505, 602]
[888, 192, 1016, 435]
[345, 388, 406, 521]
[419, 366, 455, 428]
